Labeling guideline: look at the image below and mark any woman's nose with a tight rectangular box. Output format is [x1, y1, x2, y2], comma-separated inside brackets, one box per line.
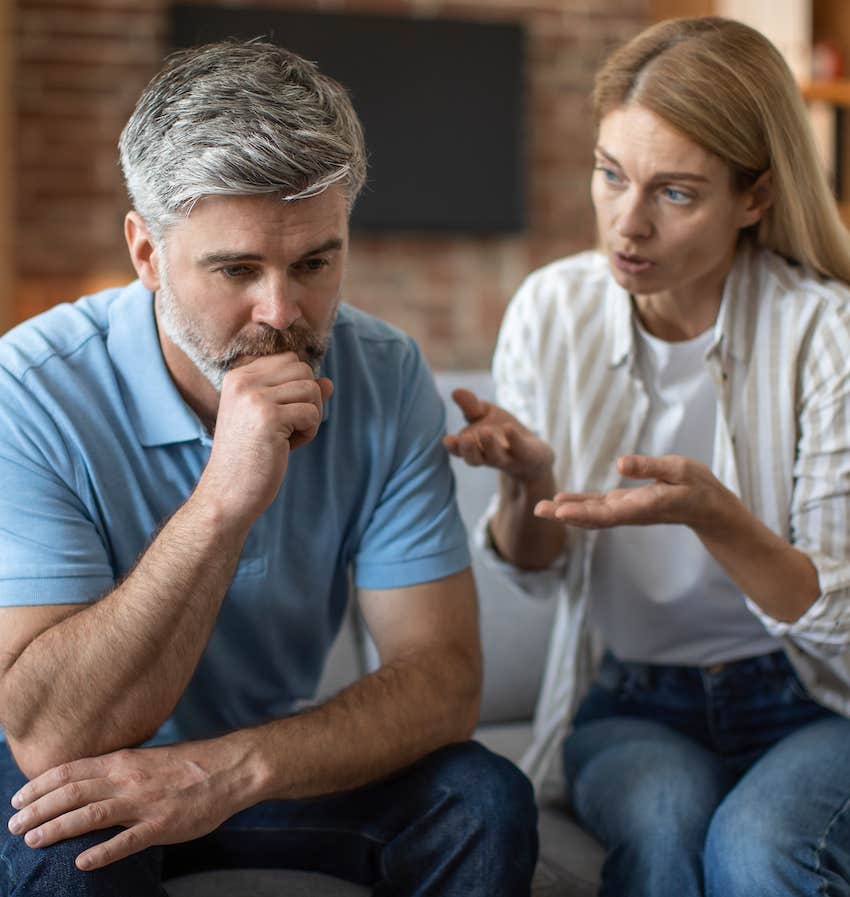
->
[615, 191, 653, 240]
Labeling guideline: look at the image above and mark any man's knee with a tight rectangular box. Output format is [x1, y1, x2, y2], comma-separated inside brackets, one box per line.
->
[0, 827, 162, 897]
[424, 741, 536, 830]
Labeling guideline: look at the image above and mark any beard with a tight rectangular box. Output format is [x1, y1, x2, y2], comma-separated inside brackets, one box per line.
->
[155, 269, 334, 392]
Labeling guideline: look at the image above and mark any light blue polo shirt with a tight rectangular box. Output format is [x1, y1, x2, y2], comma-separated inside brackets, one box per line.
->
[0, 281, 470, 745]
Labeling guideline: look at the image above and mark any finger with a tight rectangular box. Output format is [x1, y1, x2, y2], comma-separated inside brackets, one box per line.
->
[226, 354, 315, 389]
[9, 779, 112, 835]
[455, 434, 486, 467]
[451, 389, 486, 423]
[12, 759, 106, 809]
[266, 378, 324, 407]
[284, 403, 325, 447]
[617, 454, 686, 482]
[76, 821, 157, 871]
[551, 492, 606, 503]
[476, 429, 513, 468]
[22, 798, 128, 850]
[535, 497, 617, 528]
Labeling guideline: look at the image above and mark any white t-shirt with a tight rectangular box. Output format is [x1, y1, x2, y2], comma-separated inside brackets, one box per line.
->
[589, 312, 781, 665]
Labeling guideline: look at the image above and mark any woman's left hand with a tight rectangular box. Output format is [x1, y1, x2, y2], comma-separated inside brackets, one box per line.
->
[534, 454, 734, 535]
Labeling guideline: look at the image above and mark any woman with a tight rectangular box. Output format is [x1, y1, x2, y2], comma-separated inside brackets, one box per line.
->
[446, 16, 850, 896]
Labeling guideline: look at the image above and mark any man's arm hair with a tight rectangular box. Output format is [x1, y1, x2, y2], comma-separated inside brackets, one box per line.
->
[0, 491, 249, 778]
[214, 567, 482, 802]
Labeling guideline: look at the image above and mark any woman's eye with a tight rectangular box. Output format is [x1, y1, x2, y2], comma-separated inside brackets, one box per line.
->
[595, 165, 623, 185]
[663, 187, 691, 204]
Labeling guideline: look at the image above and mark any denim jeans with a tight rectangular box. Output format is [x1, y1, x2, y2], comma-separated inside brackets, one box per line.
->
[562, 650, 850, 897]
[0, 739, 537, 897]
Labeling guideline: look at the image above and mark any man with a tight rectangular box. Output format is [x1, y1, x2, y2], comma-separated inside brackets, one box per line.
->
[0, 41, 537, 896]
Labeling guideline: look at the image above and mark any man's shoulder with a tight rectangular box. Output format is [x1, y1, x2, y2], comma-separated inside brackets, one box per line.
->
[329, 303, 422, 375]
[333, 302, 413, 346]
[0, 283, 133, 383]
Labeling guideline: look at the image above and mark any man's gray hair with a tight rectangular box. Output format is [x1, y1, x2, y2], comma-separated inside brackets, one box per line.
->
[119, 40, 367, 237]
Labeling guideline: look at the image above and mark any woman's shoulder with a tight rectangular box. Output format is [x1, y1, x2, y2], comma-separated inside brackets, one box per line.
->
[510, 250, 612, 313]
[755, 247, 850, 314]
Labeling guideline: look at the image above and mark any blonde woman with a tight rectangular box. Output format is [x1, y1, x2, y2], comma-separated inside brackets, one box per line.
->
[447, 16, 850, 896]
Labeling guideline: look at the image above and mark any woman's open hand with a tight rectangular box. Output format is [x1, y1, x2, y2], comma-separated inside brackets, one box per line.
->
[534, 454, 731, 533]
[443, 389, 555, 483]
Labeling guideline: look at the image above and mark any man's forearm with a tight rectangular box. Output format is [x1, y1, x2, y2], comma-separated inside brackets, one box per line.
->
[491, 470, 566, 570]
[0, 490, 249, 776]
[231, 644, 481, 805]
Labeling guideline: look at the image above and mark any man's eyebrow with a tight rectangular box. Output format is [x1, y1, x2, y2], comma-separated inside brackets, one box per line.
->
[594, 146, 710, 183]
[199, 251, 264, 266]
[298, 238, 344, 260]
[199, 239, 344, 267]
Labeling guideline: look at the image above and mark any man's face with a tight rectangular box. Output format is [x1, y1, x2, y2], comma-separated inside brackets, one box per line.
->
[154, 187, 349, 392]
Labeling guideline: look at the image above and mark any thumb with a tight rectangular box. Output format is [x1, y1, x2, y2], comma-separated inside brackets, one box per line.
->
[317, 377, 334, 402]
[451, 388, 486, 423]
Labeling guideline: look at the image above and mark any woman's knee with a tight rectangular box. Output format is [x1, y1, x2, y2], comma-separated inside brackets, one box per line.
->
[564, 718, 730, 849]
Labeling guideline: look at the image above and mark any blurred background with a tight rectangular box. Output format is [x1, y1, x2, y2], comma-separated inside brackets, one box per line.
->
[1, 0, 848, 369]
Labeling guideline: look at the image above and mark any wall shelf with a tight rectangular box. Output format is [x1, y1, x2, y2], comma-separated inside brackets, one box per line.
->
[801, 80, 850, 107]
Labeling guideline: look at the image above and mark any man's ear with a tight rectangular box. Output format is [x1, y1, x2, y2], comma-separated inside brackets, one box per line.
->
[739, 169, 773, 229]
[124, 211, 162, 291]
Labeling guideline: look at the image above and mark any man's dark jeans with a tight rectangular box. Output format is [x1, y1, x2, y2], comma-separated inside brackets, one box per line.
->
[0, 740, 538, 896]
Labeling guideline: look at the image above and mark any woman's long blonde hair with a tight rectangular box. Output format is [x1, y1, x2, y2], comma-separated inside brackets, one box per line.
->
[593, 16, 850, 285]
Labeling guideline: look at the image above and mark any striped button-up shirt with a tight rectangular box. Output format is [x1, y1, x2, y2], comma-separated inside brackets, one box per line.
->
[481, 243, 850, 789]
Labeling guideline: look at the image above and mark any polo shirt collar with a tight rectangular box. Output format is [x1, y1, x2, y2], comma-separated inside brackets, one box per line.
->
[107, 281, 207, 447]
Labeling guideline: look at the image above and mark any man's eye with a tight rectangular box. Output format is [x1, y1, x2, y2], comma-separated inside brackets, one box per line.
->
[220, 265, 254, 278]
[299, 258, 330, 273]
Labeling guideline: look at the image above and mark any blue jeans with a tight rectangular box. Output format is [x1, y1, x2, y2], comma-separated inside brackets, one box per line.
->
[0, 740, 537, 896]
[562, 650, 850, 897]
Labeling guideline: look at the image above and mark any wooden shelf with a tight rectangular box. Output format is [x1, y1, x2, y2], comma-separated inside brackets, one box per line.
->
[801, 80, 850, 107]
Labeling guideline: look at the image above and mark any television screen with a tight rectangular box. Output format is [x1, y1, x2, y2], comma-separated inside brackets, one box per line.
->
[170, 5, 526, 233]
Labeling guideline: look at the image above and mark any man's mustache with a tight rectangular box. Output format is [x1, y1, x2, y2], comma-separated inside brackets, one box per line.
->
[222, 325, 329, 373]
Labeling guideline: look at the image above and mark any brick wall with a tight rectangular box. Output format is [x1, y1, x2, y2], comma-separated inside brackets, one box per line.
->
[14, 0, 648, 368]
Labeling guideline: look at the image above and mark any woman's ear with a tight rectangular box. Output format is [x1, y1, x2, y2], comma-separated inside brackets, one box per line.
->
[124, 211, 162, 291]
[739, 169, 774, 229]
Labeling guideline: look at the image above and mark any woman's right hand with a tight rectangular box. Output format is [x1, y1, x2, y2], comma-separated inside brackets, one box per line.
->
[443, 389, 555, 482]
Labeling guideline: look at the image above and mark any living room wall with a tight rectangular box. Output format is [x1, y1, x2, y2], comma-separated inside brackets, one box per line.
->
[13, 0, 648, 368]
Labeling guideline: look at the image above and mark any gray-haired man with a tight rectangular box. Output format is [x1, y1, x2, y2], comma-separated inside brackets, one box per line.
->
[0, 42, 537, 896]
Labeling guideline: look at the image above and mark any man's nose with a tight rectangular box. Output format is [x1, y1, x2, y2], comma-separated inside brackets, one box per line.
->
[251, 282, 301, 331]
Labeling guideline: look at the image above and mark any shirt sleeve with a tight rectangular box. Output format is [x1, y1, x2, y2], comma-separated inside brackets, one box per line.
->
[747, 297, 850, 652]
[352, 339, 470, 590]
[474, 272, 569, 593]
[0, 371, 114, 605]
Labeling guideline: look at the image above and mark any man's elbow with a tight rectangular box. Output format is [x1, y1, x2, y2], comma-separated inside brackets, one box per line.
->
[447, 649, 483, 742]
[5, 733, 72, 780]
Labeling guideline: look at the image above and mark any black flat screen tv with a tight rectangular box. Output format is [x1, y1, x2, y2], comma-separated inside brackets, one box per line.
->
[170, 5, 526, 233]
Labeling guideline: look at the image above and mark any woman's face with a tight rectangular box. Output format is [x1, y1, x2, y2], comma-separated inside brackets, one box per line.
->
[592, 104, 765, 301]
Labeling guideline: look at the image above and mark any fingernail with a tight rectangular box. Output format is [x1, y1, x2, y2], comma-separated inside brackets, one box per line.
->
[25, 829, 41, 846]
[7, 815, 20, 834]
[10, 793, 22, 808]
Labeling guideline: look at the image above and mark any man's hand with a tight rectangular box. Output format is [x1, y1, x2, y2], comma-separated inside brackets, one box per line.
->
[197, 352, 333, 526]
[7, 740, 249, 871]
[443, 389, 554, 482]
[534, 454, 734, 534]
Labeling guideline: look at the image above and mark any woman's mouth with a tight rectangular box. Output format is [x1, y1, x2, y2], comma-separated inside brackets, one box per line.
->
[613, 252, 655, 275]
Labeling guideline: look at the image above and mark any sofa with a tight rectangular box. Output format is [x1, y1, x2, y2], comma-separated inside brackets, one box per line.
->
[164, 370, 604, 897]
